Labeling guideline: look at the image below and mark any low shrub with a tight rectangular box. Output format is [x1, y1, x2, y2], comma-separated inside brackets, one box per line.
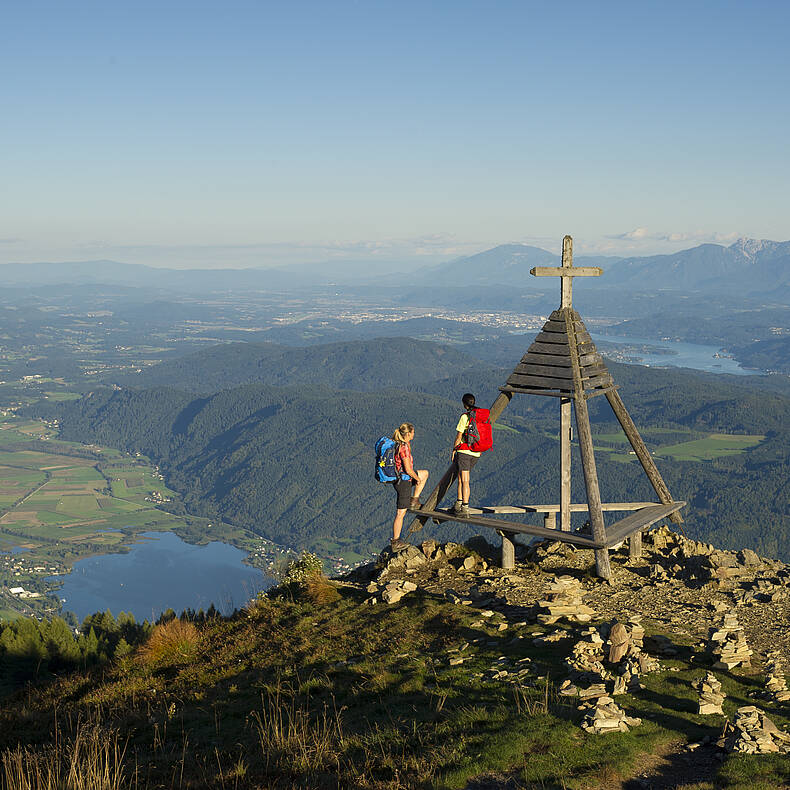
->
[137, 618, 200, 667]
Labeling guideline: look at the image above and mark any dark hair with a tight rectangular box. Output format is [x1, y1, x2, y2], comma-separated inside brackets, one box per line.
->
[462, 393, 476, 409]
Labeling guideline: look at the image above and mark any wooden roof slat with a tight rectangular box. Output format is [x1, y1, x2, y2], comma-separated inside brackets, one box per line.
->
[541, 319, 587, 334]
[525, 341, 572, 356]
[499, 386, 568, 397]
[519, 352, 602, 367]
[511, 362, 609, 381]
[506, 372, 574, 390]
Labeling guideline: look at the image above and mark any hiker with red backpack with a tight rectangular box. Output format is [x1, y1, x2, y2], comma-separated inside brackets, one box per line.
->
[450, 393, 492, 516]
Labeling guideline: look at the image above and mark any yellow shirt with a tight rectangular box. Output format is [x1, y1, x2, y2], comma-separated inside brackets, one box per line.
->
[455, 414, 481, 458]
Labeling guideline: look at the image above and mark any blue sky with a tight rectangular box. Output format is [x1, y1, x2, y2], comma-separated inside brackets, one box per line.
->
[2, 0, 788, 268]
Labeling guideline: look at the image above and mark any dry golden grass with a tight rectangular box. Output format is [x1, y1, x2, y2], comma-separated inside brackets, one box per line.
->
[137, 618, 200, 667]
[301, 570, 341, 605]
[1, 722, 128, 790]
[252, 680, 345, 777]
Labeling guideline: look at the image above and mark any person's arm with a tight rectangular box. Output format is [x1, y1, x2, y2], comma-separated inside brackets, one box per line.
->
[451, 413, 467, 459]
[401, 453, 419, 482]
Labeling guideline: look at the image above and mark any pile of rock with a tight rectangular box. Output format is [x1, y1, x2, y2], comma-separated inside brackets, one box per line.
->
[366, 578, 418, 604]
[718, 706, 790, 754]
[692, 672, 725, 715]
[612, 663, 642, 696]
[535, 575, 595, 625]
[643, 524, 787, 587]
[707, 613, 752, 670]
[764, 651, 790, 703]
[566, 627, 608, 679]
[580, 695, 642, 735]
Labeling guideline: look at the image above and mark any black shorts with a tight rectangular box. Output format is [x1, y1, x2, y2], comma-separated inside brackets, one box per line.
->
[454, 453, 479, 473]
[392, 477, 412, 509]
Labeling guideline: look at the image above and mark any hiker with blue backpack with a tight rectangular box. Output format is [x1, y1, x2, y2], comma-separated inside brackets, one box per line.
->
[451, 393, 492, 517]
[374, 422, 429, 551]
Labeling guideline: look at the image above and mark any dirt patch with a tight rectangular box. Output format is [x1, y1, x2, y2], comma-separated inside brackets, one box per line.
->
[0, 511, 39, 524]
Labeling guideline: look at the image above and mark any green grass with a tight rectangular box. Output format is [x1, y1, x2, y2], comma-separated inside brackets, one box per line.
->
[492, 421, 520, 434]
[55, 495, 100, 516]
[41, 391, 82, 402]
[1, 591, 787, 789]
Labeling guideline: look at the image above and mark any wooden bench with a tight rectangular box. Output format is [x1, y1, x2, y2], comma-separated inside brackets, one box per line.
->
[406, 501, 686, 569]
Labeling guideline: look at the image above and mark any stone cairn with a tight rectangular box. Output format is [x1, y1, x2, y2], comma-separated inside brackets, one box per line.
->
[535, 575, 595, 625]
[707, 612, 752, 670]
[764, 651, 790, 703]
[565, 627, 606, 677]
[692, 672, 725, 715]
[581, 695, 642, 735]
[561, 619, 659, 732]
[718, 706, 790, 754]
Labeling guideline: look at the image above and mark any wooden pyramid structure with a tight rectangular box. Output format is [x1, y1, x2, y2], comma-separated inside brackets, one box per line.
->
[408, 235, 685, 580]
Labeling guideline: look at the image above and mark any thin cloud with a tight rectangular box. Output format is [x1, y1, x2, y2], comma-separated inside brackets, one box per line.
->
[607, 228, 740, 244]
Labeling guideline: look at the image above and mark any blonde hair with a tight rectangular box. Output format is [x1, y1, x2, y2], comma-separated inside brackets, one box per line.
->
[392, 422, 415, 443]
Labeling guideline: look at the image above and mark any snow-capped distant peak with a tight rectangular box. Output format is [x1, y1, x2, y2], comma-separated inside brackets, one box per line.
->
[729, 237, 778, 260]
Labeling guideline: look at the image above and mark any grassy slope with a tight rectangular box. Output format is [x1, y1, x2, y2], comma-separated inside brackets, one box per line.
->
[2, 585, 788, 790]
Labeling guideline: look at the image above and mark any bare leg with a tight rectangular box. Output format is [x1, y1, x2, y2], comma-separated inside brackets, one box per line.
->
[458, 470, 470, 503]
[393, 508, 407, 540]
[414, 470, 429, 498]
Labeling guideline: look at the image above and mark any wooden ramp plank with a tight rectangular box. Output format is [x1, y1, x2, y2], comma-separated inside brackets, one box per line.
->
[407, 507, 602, 548]
[603, 502, 686, 546]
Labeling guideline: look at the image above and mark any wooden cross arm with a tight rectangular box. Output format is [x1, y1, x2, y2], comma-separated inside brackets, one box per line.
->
[530, 266, 603, 277]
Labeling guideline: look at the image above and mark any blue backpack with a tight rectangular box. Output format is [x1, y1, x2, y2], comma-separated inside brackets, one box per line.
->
[375, 436, 407, 482]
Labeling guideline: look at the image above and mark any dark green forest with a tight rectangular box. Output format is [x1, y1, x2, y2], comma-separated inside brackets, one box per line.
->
[35, 337, 790, 561]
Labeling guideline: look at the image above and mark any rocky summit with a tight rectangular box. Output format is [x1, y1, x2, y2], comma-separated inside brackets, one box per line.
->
[345, 522, 790, 769]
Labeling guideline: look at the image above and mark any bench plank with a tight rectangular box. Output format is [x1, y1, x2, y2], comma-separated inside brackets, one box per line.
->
[603, 502, 686, 546]
[408, 507, 602, 548]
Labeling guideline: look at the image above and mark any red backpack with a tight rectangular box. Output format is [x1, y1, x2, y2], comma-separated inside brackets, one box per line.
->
[458, 407, 493, 452]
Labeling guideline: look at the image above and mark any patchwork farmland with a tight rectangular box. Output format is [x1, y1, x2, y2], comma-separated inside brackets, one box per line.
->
[0, 418, 212, 616]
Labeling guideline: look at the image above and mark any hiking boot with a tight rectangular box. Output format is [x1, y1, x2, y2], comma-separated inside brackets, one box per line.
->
[409, 496, 422, 509]
[390, 538, 410, 552]
[451, 502, 469, 517]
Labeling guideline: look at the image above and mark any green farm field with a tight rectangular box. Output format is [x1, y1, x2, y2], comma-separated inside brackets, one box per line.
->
[591, 427, 765, 462]
[654, 433, 765, 461]
[0, 418, 184, 550]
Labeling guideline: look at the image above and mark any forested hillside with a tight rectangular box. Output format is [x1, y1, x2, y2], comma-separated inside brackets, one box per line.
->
[37, 340, 790, 561]
[115, 337, 480, 394]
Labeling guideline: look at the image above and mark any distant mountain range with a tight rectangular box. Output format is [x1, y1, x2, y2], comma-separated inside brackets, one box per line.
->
[2, 238, 788, 300]
[415, 239, 790, 298]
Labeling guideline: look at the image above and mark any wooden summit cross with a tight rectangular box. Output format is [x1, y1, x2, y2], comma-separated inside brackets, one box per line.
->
[407, 235, 685, 580]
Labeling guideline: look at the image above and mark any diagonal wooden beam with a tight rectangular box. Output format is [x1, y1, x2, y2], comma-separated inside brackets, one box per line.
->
[566, 307, 611, 580]
[406, 390, 512, 536]
[604, 389, 683, 525]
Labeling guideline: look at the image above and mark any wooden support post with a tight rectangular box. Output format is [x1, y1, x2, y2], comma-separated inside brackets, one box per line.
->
[629, 530, 643, 559]
[544, 512, 557, 529]
[605, 389, 683, 525]
[407, 391, 513, 535]
[500, 530, 515, 569]
[560, 397, 571, 531]
[566, 307, 611, 580]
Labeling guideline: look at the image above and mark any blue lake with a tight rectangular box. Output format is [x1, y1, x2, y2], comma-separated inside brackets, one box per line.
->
[590, 333, 755, 376]
[48, 531, 269, 622]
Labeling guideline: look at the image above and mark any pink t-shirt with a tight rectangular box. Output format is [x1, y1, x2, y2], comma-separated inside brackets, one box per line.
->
[394, 441, 412, 478]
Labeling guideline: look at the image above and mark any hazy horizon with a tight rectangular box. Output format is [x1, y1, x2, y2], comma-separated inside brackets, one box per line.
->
[2, 1, 788, 268]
